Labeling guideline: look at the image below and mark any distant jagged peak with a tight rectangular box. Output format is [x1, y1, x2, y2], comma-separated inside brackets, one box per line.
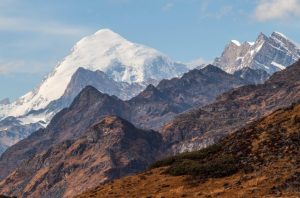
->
[214, 31, 300, 75]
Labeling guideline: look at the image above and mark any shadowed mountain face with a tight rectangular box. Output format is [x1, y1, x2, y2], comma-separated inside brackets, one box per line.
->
[0, 116, 163, 198]
[62, 67, 145, 101]
[233, 67, 270, 84]
[78, 102, 300, 198]
[0, 65, 246, 181]
[162, 60, 300, 154]
[130, 65, 246, 129]
[0, 86, 130, 181]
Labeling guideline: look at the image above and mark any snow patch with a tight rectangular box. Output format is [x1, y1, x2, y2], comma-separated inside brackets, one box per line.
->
[247, 42, 255, 46]
[273, 32, 287, 39]
[271, 61, 286, 70]
[231, 40, 241, 46]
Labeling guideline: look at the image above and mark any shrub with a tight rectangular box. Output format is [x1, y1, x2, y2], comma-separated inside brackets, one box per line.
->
[150, 144, 222, 169]
[149, 157, 176, 169]
[165, 155, 238, 178]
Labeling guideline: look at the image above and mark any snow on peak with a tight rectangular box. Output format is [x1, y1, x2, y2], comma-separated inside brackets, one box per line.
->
[272, 31, 288, 40]
[231, 40, 241, 46]
[94, 28, 118, 35]
[3, 28, 187, 118]
[247, 42, 255, 46]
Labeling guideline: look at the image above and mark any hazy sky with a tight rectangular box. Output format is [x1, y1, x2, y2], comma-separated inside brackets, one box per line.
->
[0, 0, 300, 100]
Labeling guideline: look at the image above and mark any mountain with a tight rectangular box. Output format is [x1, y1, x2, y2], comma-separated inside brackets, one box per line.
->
[130, 65, 246, 129]
[62, 67, 145, 101]
[78, 102, 300, 198]
[0, 65, 245, 156]
[0, 65, 246, 181]
[0, 29, 188, 155]
[0, 117, 43, 155]
[1, 59, 300, 197]
[2, 29, 187, 119]
[162, 59, 300, 154]
[0, 116, 163, 198]
[233, 67, 270, 84]
[214, 32, 300, 74]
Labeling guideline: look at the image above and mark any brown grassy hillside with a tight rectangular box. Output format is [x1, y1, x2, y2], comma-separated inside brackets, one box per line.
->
[78, 102, 300, 198]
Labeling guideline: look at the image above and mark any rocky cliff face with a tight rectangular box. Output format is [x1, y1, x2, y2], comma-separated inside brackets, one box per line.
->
[214, 32, 300, 74]
[162, 60, 300, 154]
[0, 116, 163, 198]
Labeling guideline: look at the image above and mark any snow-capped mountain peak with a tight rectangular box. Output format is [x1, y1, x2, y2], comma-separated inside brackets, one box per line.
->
[231, 40, 241, 46]
[1, 28, 187, 118]
[214, 32, 300, 74]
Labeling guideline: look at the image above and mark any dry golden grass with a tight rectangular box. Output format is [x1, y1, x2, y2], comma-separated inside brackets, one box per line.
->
[78, 103, 300, 198]
[77, 161, 300, 198]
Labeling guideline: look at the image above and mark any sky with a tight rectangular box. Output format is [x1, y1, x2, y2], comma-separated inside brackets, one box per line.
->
[0, 0, 300, 100]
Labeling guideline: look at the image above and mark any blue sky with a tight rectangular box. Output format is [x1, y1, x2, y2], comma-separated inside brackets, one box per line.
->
[0, 0, 300, 100]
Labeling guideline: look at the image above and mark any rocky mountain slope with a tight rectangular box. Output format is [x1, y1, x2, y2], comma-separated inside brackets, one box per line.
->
[130, 65, 245, 129]
[0, 65, 245, 179]
[214, 32, 300, 74]
[1, 61, 300, 198]
[233, 67, 270, 84]
[162, 59, 300, 154]
[0, 116, 163, 198]
[78, 102, 300, 198]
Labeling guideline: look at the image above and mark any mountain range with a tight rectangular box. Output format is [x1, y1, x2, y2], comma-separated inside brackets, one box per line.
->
[0, 29, 300, 197]
[1, 60, 300, 197]
[0, 30, 299, 156]
[162, 59, 300, 154]
[0, 29, 188, 155]
[0, 65, 246, 186]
